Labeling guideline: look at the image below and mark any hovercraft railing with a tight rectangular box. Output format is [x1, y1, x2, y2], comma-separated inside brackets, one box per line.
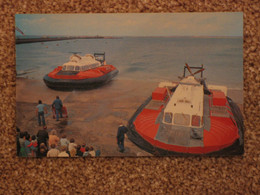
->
[183, 64, 204, 78]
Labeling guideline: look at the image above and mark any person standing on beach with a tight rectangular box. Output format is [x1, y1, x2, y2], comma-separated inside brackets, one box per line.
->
[36, 100, 47, 126]
[52, 96, 63, 121]
[37, 126, 49, 147]
[117, 123, 128, 153]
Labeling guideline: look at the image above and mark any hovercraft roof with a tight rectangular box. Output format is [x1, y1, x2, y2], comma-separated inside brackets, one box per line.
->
[179, 76, 201, 86]
[164, 76, 204, 118]
[62, 54, 101, 67]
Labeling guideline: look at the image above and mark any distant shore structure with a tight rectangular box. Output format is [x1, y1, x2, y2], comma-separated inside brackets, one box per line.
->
[15, 36, 120, 44]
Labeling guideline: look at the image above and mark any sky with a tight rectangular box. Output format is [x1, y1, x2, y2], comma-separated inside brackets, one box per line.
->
[15, 13, 243, 37]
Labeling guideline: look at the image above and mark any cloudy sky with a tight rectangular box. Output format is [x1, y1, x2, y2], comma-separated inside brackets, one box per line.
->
[15, 13, 243, 37]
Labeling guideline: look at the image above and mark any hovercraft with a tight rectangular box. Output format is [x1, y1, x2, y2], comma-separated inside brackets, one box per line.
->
[127, 64, 244, 156]
[43, 52, 118, 90]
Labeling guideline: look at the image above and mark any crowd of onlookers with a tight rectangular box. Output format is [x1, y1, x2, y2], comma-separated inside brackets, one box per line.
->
[17, 126, 100, 158]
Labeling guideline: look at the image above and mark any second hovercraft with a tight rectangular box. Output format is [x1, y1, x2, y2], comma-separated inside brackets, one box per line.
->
[127, 64, 244, 156]
[43, 52, 119, 90]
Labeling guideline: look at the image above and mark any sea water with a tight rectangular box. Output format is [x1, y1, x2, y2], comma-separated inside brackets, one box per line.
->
[16, 37, 243, 89]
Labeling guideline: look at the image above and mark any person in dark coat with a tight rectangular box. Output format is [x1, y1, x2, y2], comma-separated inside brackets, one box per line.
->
[117, 123, 128, 153]
[37, 126, 49, 147]
[37, 126, 49, 158]
[16, 127, 21, 156]
[52, 96, 63, 121]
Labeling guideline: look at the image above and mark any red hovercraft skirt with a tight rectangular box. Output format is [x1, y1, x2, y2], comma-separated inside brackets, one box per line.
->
[43, 65, 119, 90]
[127, 91, 244, 156]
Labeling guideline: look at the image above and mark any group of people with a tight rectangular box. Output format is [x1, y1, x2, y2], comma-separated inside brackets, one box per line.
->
[23, 95, 129, 156]
[17, 126, 100, 158]
[36, 96, 63, 127]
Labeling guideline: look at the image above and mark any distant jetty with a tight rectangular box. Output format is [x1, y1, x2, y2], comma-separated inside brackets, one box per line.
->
[16, 36, 119, 44]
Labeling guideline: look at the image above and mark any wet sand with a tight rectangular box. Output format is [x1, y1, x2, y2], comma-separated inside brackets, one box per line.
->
[16, 77, 243, 156]
[16, 77, 158, 156]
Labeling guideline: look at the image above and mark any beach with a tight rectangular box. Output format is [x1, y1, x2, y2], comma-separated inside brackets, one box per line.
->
[16, 77, 243, 157]
[16, 77, 158, 156]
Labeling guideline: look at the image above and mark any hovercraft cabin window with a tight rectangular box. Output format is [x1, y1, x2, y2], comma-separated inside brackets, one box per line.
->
[67, 65, 75, 71]
[81, 65, 96, 71]
[163, 113, 201, 127]
[62, 65, 81, 71]
[191, 115, 201, 127]
[62, 65, 75, 71]
[164, 112, 173, 124]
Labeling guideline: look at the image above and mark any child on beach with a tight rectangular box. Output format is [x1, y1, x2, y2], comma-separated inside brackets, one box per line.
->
[83, 146, 90, 157]
[59, 134, 70, 149]
[80, 143, 86, 153]
[27, 135, 38, 157]
[89, 146, 96, 157]
[68, 138, 77, 154]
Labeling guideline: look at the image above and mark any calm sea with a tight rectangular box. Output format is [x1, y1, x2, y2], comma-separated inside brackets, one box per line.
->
[16, 37, 243, 89]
